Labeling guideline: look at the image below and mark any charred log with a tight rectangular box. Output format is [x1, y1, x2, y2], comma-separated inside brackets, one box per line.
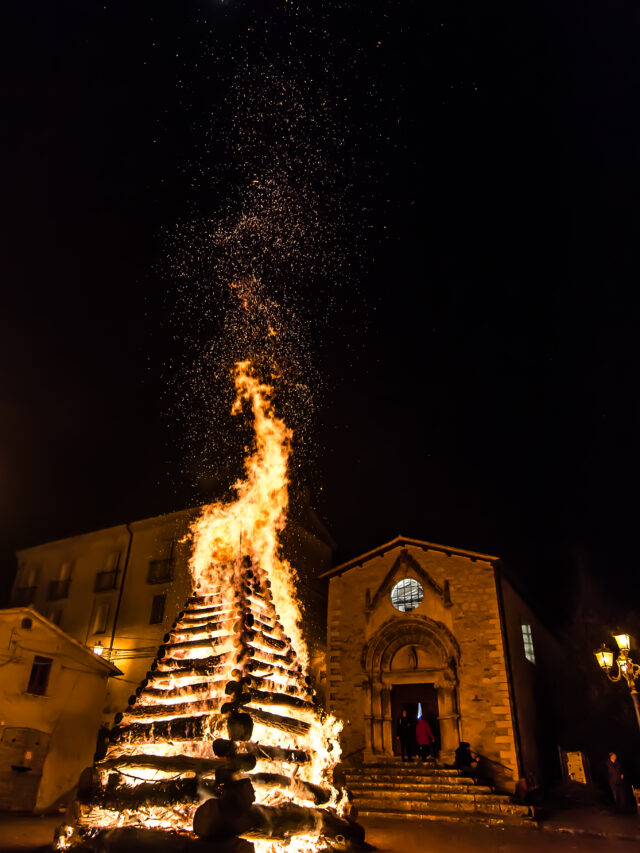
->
[80, 777, 207, 807]
[100, 753, 257, 774]
[244, 659, 305, 682]
[194, 801, 364, 844]
[110, 713, 213, 744]
[122, 697, 224, 720]
[211, 739, 310, 764]
[188, 594, 226, 605]
[224, 678, 252, 696]
[247, 773, 330, 805]
[183, 605, 230, 619]
[193, 798, 250, 841]
[246, 648, 295, 667]
[248, 707, 311, 736]
[249, 631, 287, 652]
[158, 637, 228, 655]
[216, 778, 255, 811]
[220, 693, 252, 713]
[153, 655, 230, 674]
[247, 675, 311, 698]
[226, 711, 254, 741]
[248, 689, 315, 713]
[168, 620, 235, 639]
[142, 681, 216, 699]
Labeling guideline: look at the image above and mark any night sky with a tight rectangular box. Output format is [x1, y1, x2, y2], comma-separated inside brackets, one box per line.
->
[2, 1, 639, 623]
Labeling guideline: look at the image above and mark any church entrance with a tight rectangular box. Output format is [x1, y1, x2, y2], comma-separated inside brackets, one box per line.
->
[390, 683, 440, 756]
[361, 615, 461, 762]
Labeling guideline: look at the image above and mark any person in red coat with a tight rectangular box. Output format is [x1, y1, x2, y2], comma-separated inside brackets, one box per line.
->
[416, 716, 435, 761]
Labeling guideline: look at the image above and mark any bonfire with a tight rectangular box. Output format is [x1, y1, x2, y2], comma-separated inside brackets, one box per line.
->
[55, 363, 363, 853]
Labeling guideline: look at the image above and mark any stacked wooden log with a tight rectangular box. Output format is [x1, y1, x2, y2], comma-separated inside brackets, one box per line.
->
[56, 557, 363, 852]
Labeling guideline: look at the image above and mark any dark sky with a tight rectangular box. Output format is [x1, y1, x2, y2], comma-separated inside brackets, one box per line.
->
[1, 1, 639, 621]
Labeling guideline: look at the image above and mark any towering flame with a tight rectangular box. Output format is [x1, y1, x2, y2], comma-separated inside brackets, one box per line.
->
[55, 362, 363, 853]
[190, 361, 306, 669]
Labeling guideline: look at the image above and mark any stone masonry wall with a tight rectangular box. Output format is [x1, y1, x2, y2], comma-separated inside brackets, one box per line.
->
[326, 543, 520, 790]
[450, 558, 519, 789]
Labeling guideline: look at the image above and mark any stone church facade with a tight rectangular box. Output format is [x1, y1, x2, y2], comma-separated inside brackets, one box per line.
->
[321, 536, 522, 790]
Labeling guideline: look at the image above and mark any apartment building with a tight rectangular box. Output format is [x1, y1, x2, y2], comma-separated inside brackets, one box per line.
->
[11, 501, 334, 718]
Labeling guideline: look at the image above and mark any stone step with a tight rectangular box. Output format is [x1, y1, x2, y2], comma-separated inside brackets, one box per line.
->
[348, 781, 494, 795]
[346, 766, 468, 776]
[350, 788, 514, 805]
[346, 772, 478, 786]
[356, 808, 536, 827]
[353, 795, 532, 818]
[352, 762, 460, 773]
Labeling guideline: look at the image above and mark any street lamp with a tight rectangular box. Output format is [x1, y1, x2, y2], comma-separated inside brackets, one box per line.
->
[594, 634, 640, 730]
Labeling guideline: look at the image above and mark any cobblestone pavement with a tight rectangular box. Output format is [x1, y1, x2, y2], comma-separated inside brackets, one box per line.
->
[361, 816, 640, 852]
[0, 813, 638, 852]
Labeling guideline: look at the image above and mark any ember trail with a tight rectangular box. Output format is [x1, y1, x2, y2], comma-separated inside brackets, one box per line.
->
[56, 363, 364, 852]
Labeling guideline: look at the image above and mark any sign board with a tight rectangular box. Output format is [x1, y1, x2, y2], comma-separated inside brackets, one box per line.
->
[559, 747, 591, 785]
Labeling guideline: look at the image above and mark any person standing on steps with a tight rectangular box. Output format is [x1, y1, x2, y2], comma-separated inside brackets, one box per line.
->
[416, 715, 435, 762]
[396, 708, 414, 762]
[606, 751, 627, 812]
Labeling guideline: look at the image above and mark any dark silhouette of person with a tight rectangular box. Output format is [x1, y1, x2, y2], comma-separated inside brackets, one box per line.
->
[396, 708, 415, 762]
[606, 752, 627, 811]
[416, 716, 435, 761]
[454, 741, 479, 775]
[514, 772, 541, 806]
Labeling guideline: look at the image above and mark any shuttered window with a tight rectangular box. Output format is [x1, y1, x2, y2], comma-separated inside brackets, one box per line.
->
[26, 656, 52, 696]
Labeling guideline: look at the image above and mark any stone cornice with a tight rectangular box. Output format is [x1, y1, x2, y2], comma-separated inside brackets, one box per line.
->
[320, 535, 498, 580]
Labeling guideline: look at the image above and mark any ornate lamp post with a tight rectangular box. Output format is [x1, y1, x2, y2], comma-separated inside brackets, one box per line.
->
[594, 633, 640, 730]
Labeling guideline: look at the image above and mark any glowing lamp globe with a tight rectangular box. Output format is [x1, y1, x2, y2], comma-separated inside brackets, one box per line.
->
[92, 642, 104, 657]
[594, 645, 614, 670]
[613, 633, 631, 652]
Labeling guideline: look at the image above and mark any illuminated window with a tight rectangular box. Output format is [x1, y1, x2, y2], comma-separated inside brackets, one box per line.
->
[521, 624, 535, 664]
[150, 594, 166, 625]
[391, 578, 424, 613]
[26, 656, 52, 696]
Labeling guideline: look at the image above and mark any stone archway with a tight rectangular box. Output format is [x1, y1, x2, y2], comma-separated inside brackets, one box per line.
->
[361, 616, 461, 762]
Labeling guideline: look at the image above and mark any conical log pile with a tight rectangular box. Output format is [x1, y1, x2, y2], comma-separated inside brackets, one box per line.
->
[56, 556, 363, 852]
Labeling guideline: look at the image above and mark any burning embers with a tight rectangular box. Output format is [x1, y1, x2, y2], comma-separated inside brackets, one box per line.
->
[56, 364, 363, 852]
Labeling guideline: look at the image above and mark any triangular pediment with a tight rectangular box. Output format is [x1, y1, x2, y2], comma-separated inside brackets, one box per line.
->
[368, 548, 451, 611]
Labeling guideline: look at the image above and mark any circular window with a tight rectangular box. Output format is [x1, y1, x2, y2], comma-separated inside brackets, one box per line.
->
[390, 578, 424, 612]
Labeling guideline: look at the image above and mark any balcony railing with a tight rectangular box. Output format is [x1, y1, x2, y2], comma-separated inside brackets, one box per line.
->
[94, 570, 118, 592]
[13, 586, 37, 606]
[147, 558, 174, 585]
[47, 579, 71, 601]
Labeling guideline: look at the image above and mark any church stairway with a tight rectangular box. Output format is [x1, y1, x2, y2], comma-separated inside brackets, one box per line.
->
[345, 760, 535, 826]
